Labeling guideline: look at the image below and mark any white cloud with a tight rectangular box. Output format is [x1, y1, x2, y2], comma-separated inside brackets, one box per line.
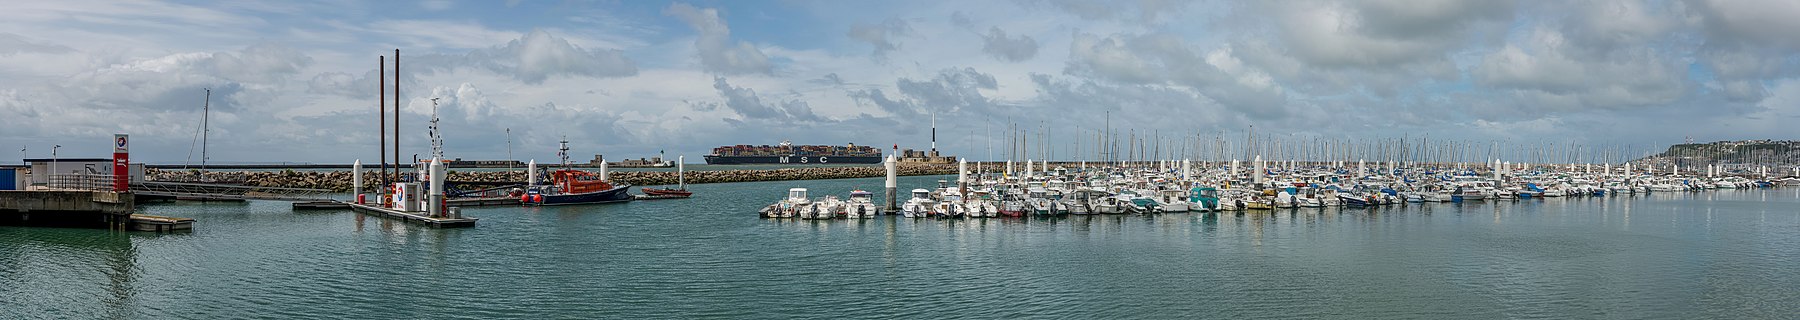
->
[664, 3, 773, 75]
[1474, 28, 1688, 110]
[369, 20, 524, 50]
[981, 26, 1039, 62]
[848, 18, 912, 60]
[5, 0, 1799, 162]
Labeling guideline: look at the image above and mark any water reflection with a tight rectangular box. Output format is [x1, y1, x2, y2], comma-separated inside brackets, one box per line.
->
[7, 185, 1800, 319]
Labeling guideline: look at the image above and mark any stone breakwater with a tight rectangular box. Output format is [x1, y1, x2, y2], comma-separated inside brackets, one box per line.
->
[145, 165, 958, 192]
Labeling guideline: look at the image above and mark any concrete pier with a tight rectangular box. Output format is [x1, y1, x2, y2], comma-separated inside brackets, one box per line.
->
[0, 190, 135, 228]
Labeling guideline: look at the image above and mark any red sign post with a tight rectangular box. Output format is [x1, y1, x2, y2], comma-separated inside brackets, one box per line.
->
[113, 134, 128, 192]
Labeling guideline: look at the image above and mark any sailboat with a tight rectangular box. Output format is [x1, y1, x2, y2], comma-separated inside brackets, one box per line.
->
[641, 155, 692, 197]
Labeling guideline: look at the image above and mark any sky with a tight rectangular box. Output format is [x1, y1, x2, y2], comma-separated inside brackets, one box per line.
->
[2, 0, 1797, 164]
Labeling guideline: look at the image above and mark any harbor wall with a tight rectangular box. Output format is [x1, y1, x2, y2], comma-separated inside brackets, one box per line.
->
[144, 164, 961, 191]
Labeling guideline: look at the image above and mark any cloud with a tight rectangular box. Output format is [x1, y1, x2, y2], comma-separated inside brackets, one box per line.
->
[1064, 32, 1288, 119]
[1687, 0, 1800, 50]
[9, 0, 1800, 162]
[0, 33, 73, 55]
[895, 67, 999, 115]
[848, 87, 917, 118]
[949, 11, 975, 29]
[1473, 27, 1688, 110]
[847, 18, 911, 59]
[707, 76, 821, 122]
[369, 20, 525, 50]
[1681, 0, 1800, 104]
[981, 26, 1039, 62]
[1024, 0, 1185, 23]
[665, 3, 773, 75]
[1271, 0, 1512, 68]
[0, 43, 314, 161]
[372, 30, 637, 86]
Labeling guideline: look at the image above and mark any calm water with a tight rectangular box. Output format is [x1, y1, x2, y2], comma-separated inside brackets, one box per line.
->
[5, 176, 1799, 319]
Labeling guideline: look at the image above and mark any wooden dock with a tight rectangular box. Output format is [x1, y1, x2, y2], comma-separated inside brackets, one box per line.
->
[345, 202, 477, 228]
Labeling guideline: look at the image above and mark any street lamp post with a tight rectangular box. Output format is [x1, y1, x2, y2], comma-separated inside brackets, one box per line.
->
[51, 144, 61, 187]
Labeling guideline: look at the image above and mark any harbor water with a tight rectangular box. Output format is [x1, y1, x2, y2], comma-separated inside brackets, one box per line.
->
[4, 175, 1799, 318]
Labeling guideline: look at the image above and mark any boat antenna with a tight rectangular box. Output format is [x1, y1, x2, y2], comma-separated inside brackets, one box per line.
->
[558, 136, 570, 169]
[506, 127, 513, 173]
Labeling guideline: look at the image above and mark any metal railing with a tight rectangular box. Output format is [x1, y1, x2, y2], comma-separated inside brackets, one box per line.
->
[131, 181, 337, 201]
[45, 174, 120, 191]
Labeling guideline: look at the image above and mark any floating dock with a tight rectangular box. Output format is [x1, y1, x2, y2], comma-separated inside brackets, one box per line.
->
[447, 197, 521, 207]
[129, 214, 194, 232]
[345, 202, 476, 228]
[633, 194, 691, 201]
[292, 201, 351, 210]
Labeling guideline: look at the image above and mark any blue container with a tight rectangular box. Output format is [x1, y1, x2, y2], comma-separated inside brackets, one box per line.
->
[0, 169, 15, 190]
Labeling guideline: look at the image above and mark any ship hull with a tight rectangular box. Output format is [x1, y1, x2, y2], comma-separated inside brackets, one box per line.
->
[704, 155, 881, 165]
[536, 185, 634, 205]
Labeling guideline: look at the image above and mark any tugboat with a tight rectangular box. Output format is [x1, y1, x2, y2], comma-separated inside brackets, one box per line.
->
[525, 138, 633, 206]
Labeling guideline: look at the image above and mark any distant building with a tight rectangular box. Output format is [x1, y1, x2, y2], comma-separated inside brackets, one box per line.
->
[590, 155, 672, 168]
[21, 158, 144, 187]
[896, 148, 956, 164]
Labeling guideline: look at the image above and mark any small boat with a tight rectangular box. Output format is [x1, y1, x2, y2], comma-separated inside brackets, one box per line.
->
[806, 195, 843, 219]
[902, 188, 934, 218]
[845, 190, 878, 218]
[759, 188, 812, 218]
[641, 187, 692, 197]
[641, 156, 692, 197]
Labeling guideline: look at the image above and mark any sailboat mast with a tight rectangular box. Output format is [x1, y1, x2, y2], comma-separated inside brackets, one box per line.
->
[201, 88, 210, 173]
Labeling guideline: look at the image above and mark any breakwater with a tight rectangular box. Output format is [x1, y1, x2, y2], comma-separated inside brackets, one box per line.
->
[144, 165, 958, 192]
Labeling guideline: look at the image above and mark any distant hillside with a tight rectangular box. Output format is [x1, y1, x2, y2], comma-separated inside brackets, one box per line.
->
[1639, 140, 1799, 167]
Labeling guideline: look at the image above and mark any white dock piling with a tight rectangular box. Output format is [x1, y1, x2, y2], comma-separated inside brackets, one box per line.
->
[527, 160, 538, 186]
[1181, 159, 1191, 181]
[958, 158, 968, 190]
[352, 159, 363, 199]
[1253, 155, 1266, 185]
[884, 155, 898, 212]
[428, 157, 444, 217]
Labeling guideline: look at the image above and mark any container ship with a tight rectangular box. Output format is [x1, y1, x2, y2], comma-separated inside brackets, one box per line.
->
[705, 141, 882, 164]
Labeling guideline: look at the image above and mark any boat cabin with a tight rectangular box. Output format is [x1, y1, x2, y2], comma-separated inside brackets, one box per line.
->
[550, 169, 618, 194]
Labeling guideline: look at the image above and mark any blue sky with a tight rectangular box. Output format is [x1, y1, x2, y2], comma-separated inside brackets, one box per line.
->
[2, 0, 1797, 164]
